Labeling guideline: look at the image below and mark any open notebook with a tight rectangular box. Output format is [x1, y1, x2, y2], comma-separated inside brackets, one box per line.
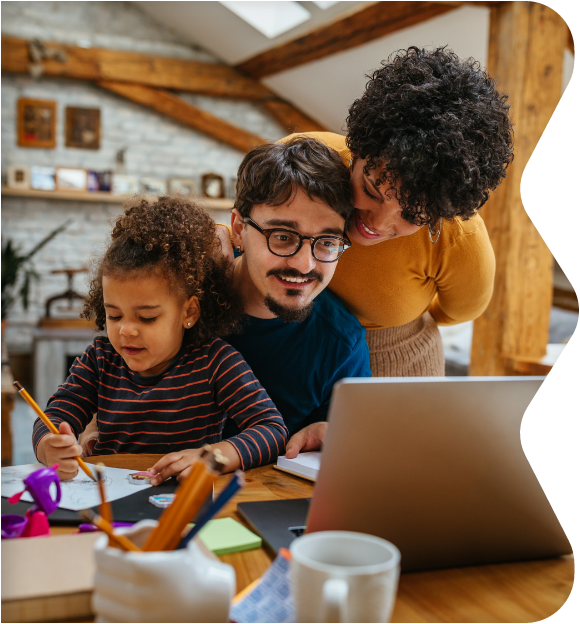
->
[273, 452, 321, 482]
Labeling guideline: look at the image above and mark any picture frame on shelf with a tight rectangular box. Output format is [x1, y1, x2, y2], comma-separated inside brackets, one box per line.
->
[112, 174, 139, 195]
[30, 166, 56, 191]
[55, 167, 88, 192]
[65, 107, 101, 150]
[87, 171, 100, 192]
[140, 177, 167, 195]
[18, 98, 57, 148]
[98, 171, 112, 192]
[168, 178, 197, 197]
[202, 173, 225, 199]
[7, 165, 31, 190]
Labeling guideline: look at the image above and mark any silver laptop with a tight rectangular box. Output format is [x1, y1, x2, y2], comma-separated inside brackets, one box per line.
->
[306, 377, 572, 571]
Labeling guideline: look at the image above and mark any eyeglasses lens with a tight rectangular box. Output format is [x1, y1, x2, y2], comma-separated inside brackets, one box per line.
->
[268, 230, 344, 261]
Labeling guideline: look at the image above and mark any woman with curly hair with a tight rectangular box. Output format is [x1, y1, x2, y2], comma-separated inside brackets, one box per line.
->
[32, 196, 288, 482]
[283, 46, 513, 376]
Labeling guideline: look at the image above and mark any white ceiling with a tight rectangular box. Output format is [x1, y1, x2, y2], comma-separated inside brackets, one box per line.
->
[134, 2, 495, 133]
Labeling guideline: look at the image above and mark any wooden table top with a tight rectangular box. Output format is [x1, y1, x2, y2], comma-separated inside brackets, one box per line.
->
[79, 454, 572, 623]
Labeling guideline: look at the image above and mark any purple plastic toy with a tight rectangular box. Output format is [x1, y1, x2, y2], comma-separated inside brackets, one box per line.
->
[1, 464, 62, 539]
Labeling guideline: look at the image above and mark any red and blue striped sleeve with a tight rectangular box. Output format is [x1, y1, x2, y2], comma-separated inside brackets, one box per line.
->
[209, 341, 288, 470]
[32, 342, 99, 456]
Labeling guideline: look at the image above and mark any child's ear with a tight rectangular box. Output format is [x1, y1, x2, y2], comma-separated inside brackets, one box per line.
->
[183, 296, 201, 329]
[231, 208, 245, 251]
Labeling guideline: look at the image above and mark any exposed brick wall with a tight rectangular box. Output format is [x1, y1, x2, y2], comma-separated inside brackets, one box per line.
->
[1, 1, 284, 352]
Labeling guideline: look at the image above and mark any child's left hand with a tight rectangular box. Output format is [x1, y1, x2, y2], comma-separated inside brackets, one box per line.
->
[147, 449, 207, 486]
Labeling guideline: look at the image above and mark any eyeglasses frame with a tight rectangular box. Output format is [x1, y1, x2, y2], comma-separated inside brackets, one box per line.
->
[242, 216, 351, 263]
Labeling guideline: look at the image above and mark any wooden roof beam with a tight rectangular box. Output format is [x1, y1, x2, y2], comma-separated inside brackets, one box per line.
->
[1, 35, 326, 133]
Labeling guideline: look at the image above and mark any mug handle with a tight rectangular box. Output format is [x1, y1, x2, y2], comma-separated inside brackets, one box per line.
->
[322, 578, 348, 623]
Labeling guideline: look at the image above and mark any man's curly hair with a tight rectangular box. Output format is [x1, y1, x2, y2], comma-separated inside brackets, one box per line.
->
[346, 46, 514, 226]
[82, 195, 242, 346]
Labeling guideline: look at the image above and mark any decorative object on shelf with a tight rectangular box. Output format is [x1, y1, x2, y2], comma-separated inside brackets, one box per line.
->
[30, 166, 56, 191]
[1, 221, 69, 321]
[202, 173, 225, 199]
[7, 165, 30, 190]
[140, 177, 167, 195]
[228, 177, 238, 200]
[168, 178, 197, 197]
[40, 268, 92, 327]
[55, 167, 88, 192]
[28, 38, 67, 79]
[98, 170, 112, 192]
[87, 171, 100, 192]
[65, 107, 100, 150]
[115, 147, 127, 174]
[17, 98, 56, 148]
[111, 174, 139, 195]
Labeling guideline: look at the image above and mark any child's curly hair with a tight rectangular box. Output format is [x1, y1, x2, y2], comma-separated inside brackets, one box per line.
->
[82, 195, 242, 346]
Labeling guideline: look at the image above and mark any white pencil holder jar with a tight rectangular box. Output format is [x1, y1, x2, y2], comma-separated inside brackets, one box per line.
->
[92, 520, 235, 623]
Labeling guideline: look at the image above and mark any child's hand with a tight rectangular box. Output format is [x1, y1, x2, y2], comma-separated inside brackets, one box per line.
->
[37, 422, 83, 481]
[147, 449, 206, 485]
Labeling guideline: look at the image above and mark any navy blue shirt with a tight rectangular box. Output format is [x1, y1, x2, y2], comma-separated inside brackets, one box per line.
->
[226, 289, 371, 436]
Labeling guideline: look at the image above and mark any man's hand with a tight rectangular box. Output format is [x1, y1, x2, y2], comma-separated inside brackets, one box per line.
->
[36, 422, 82, 481]
[284, 422, 328, 459]
[215, 224, 235, 275]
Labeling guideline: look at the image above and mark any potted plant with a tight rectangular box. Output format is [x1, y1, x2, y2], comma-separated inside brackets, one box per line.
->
[1, 221, 69, 328]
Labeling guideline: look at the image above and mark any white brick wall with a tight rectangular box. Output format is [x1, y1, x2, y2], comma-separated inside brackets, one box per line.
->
[1, 1, 285, 352]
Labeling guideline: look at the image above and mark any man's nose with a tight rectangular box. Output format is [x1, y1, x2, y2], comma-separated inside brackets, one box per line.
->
[286, 240, 317, 274]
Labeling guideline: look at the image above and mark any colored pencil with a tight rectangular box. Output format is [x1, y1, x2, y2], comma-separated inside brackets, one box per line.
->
[13, 381, 96, 482]
[177, 470, 245, 550]
[144, 449, 228, 552]
[79, 509, 141, 552]
[95, 464, 112, 524]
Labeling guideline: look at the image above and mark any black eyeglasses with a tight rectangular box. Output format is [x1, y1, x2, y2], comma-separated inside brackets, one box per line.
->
[243, 217, 351, 263]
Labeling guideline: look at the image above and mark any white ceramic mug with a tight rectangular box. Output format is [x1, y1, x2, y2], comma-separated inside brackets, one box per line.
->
[290, 531, 401, 623]
[92, 520, 235, 623]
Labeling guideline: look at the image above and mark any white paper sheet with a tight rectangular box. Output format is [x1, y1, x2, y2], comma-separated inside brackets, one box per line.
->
[276, 451, 321, 481]
[1, 463, 153, 511]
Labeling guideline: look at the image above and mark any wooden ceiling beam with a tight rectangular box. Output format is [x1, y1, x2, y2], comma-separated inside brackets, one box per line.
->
[235, 1, 464, 79]
[99, 81, 266, 153]
[1, 35, 327, 133]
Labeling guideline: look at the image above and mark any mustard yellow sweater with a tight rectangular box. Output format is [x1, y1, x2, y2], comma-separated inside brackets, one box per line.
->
[286, 132, 495, 329]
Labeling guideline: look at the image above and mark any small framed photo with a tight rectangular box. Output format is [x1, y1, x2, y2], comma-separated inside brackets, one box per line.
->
[202, 173, 225, 199]
[7, 165, 31, 189]
[87, 170, 100, 192]
[98, 170, 113, 192]
[140, 177, 167, 195]
[228, 177, 238, 200]
[65, 106, 101, 150]
[112, 174, 139, 195]
[30, 166, 56, 191]
[56, 167, 88, 191]
[168, 178, 197, 197]
[18, 98, 56, 148]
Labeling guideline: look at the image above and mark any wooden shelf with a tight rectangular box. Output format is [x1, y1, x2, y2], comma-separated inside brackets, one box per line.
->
[1, 186, 234, 210]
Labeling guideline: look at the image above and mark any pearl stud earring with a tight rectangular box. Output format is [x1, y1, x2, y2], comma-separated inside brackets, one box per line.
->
[187, 322, 192, 327]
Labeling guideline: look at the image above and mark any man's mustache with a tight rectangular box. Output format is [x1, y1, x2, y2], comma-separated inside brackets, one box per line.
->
[267, 268, 324, 283]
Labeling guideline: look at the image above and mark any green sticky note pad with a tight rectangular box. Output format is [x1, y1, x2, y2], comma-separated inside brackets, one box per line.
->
[197, 517, 262, 555]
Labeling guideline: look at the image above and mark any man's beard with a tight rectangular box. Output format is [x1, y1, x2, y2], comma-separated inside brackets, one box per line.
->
[265, 295, 314, 323]
[264, 267, 323, 323]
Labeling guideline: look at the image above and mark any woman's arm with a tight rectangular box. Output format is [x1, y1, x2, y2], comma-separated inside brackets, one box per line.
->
[428, 216, 496, 325]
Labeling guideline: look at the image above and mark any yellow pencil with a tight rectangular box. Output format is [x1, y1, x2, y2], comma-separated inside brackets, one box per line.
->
[80, 510, 141, 552]
[13, 380, 96, 482]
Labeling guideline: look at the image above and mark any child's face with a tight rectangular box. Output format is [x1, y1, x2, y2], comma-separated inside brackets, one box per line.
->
[102, 270, 199, 377]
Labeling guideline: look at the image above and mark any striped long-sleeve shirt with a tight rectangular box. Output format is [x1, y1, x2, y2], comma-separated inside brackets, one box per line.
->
[32, 335, 288, 470]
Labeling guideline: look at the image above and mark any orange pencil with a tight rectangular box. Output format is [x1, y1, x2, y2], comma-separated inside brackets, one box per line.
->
[95, 464, 112, 524]
[13, 380, 96, 482]
[80, 510, 141, 552]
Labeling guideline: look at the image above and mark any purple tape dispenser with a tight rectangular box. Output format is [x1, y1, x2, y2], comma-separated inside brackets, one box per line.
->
[1, 464, 62, 539]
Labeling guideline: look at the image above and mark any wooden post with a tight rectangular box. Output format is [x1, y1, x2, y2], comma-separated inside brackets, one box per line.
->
[470, 1, 568, 376]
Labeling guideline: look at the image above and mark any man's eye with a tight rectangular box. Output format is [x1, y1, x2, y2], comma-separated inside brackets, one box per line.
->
[320, 239, 339, 248]
[140, 317, 157, 323]
[107, 315, 121, 321]
[273, 234, 290, 242]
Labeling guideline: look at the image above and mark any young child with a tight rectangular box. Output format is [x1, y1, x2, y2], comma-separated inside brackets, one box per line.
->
[33, 195, 288, 483]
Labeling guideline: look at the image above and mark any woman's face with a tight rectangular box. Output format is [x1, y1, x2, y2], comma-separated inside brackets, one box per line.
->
[348, 158, 423, 246]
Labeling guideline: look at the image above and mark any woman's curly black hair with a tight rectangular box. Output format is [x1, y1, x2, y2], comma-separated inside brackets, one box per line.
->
[346, 46, 514, 225]
[82, 195, 242, 346]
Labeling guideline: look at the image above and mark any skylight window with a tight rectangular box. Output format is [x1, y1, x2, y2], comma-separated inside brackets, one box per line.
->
[313, 1, 341, 8]
[220, 1, 311, 39]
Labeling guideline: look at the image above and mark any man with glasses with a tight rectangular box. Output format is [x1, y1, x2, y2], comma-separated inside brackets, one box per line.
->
[222, 137, 371, 458]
